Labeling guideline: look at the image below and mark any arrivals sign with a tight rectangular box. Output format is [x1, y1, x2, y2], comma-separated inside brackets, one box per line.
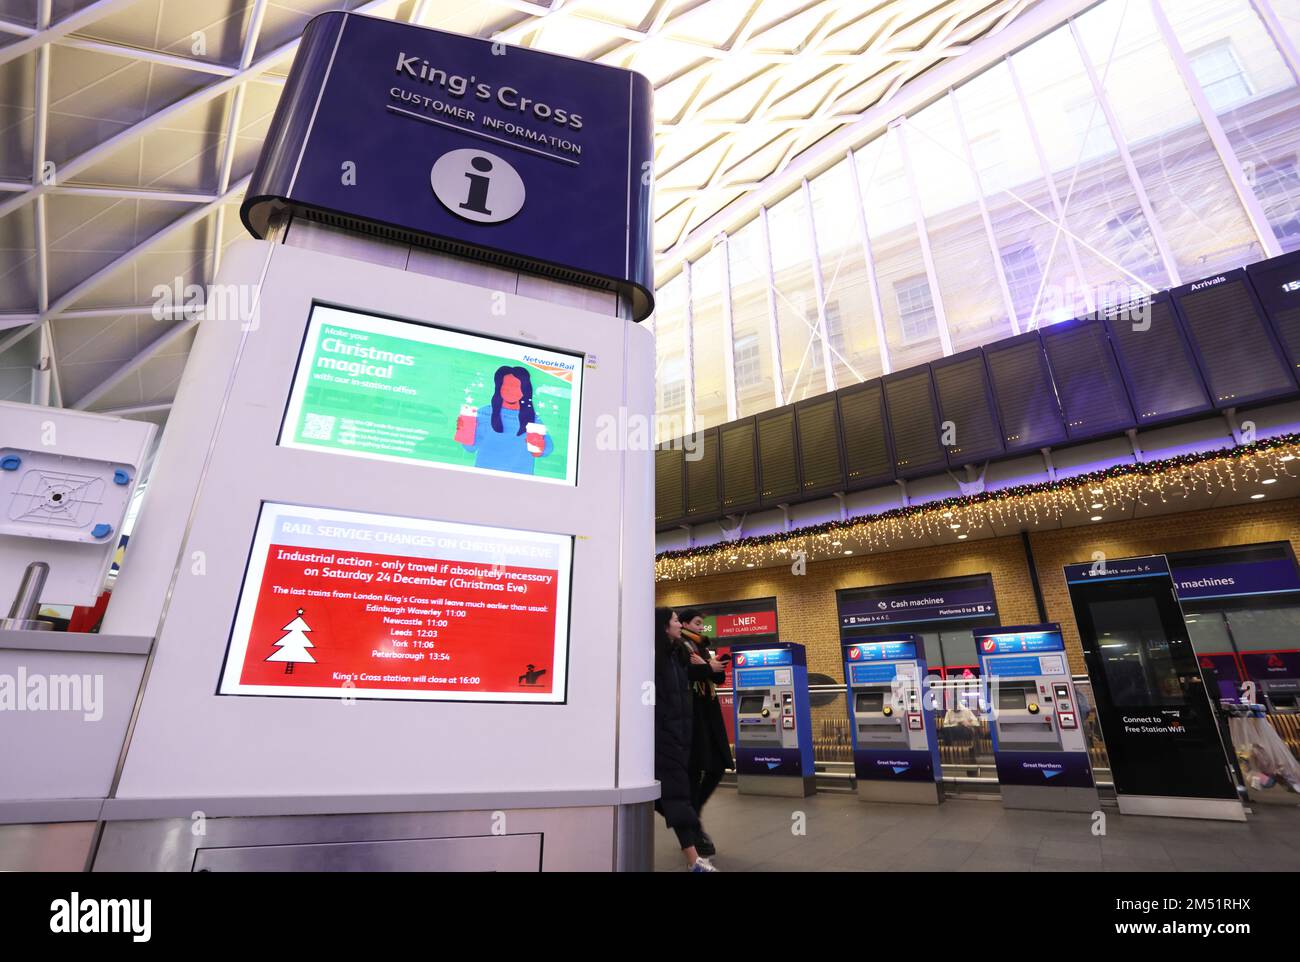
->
[218, 502, 572, 702]
[280, 304, 582, 485]
[243, 12, 655, 318]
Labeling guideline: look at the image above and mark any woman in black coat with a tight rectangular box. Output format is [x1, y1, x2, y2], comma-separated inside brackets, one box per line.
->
[654, 607, 717, 871]
[680, 610, 733, 857]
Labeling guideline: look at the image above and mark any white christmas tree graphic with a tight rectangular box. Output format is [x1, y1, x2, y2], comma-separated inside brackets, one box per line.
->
[266, 608, 315, 674]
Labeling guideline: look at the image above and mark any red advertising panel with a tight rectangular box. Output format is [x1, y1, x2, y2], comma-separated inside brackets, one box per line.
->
[713, 611, 777, 638]
[218, 503, 572, 702]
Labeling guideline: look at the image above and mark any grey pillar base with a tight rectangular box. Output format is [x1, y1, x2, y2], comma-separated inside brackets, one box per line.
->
[91, 802, 655, 872]
[0, 821, 97, 872]
[1116, 794, 1247, 822]
[737, 774, 816, 798]
[1000, 783, 1100, 813]
[857, 780, 943, 805]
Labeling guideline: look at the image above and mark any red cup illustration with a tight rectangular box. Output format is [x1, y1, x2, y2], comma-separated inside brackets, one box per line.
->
[455, 405, 477, 445]
[526, 421, 547, 455]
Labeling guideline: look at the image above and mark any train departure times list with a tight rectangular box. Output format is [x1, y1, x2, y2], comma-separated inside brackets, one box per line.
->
[218, 502, 572, 702]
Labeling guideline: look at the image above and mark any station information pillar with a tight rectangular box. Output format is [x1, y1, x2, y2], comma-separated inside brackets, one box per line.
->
[92, 12, 661, 871]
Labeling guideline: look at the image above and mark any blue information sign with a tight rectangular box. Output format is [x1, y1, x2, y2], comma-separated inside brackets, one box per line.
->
[244, 12, 656, 318]
[1064, 555, 1170, 584]
[838, 576, 998, 630]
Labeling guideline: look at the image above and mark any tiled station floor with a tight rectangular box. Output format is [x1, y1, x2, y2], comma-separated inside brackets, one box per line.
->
[653, 786, 1300, 872]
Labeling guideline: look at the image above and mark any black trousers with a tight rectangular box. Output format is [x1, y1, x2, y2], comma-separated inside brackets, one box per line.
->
[691, 768, 725, 818]
[655, 799, 701, 850]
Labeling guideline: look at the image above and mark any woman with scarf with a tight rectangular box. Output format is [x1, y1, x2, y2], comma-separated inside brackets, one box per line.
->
[679, 609, 733, 859]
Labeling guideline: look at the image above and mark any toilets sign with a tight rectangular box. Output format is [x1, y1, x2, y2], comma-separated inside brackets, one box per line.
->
[243, 11, 655, 318]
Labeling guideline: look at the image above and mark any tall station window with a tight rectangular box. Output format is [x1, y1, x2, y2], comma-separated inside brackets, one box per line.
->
[1075, 0, 1264, 276]
[1011, 24, 1171, 293]
[690, 244, 728, 431]
[1166, 0, 1300, 252]
[953, 61, 1093, 326]
[907, 99, 1017, 350]
[652, 0, 1298, 433]
[808, 159, 885, 384]
[767, 189, 826, 402]
[856, 131, 942, 369]
[653, 272, 689, 442]
[726, 220, 779, 416]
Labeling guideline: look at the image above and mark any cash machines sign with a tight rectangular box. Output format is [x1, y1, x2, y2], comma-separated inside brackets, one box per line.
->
[844, 635, 943, 804]
[732, 641, 814, 797]
[974, 624, 1101, 813]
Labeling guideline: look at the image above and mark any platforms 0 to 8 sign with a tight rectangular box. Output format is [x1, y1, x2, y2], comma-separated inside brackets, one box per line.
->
[219, 502, 572, 702]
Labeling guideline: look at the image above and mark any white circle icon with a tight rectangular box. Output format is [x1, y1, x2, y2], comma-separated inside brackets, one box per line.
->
[430, 148, 525, 224]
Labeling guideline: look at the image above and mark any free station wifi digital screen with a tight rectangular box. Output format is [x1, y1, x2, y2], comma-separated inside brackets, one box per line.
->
[218, 502, 573, 703]
[280, 304, 583, 485]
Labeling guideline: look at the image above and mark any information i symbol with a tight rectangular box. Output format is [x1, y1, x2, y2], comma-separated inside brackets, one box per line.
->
[461, 156, 494, 216]
[431, 148, 525, 224]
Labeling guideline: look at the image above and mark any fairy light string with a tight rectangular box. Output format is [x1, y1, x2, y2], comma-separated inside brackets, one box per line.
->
[655, 434, 1300, 582]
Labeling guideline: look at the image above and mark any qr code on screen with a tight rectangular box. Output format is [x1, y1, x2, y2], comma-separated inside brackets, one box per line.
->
[302, 413, 335, 440]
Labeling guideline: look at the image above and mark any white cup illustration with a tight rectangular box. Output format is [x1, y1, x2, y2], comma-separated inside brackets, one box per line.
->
[526, 421, 547, 454]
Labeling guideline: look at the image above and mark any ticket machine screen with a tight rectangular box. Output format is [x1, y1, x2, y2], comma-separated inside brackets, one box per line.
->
[997, 687, 1030, 711]
[855, 691, 885, 713]
[738, 695, 766, 714]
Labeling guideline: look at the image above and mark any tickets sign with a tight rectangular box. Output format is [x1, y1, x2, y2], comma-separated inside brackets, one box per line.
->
[218, 502, 572, 702]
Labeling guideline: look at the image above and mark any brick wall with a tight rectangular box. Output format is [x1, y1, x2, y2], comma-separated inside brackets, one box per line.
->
[656, 498, 1300, 680]
[656, 534, 1040, 684]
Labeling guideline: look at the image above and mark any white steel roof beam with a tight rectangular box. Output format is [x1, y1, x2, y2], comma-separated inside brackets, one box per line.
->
[71, 313, 201, 411]
[210, 0, 270, 279]
[657, 0, 1100, 269]
[0, 175, 251, 355]
[0, 0, 144, 68]
[0, 0, 396, 224]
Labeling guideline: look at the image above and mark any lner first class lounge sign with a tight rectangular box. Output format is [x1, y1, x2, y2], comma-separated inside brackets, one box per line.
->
[242, 12, 656, 319]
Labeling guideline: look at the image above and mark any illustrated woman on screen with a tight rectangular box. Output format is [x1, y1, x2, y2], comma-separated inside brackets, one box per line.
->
[456, 365, 553, 475]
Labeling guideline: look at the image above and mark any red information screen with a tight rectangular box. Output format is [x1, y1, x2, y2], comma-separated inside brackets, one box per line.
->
[218, 503, 572, 702]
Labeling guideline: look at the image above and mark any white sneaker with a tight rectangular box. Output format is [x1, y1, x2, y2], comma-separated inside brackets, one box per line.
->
[689, 856, 718, 872]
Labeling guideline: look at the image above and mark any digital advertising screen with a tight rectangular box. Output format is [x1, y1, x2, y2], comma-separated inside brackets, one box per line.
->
[280, 304, 583, 485]
[218, 502, 572, 703]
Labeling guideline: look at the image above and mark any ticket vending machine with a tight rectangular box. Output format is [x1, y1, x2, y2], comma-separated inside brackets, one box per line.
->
[974, 625, 1100, 813]
[732, 641, 814, 797]
[1243, 651, 1300, 713]
[843, 635, 943, 805]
